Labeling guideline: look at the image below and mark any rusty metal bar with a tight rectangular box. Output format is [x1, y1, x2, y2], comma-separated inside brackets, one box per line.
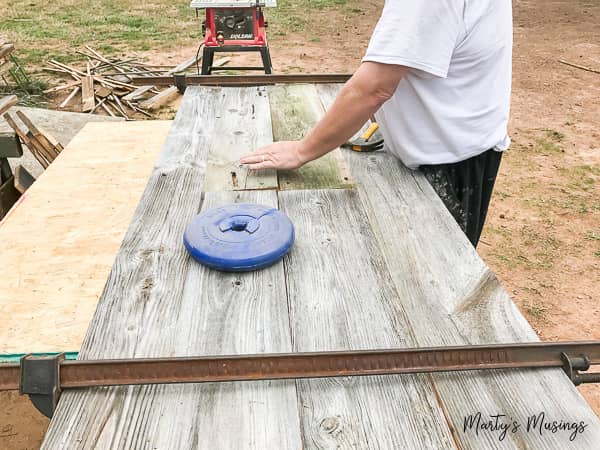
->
[130, 73, 353, 87]
[2, 341, 600, 392]
[0, 364, 20, 391]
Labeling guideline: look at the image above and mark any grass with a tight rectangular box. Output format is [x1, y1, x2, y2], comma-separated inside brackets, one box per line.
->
[1, 1, 198, 67]
[487, 222, 561, 271]
[513, 131, 599, 214]
[269, 0, 351, 35]
[585, 231, 600, 241]
[559, 164, 600, 193]
[523, 300, 549, 322]
[585, 231, 600, 258]
[0, 55, 48, 106]
[533, 129, 564, 154]
[0, 81, 47, 107]
[1, 0, 355, 69]
[512, 129, 565, 156]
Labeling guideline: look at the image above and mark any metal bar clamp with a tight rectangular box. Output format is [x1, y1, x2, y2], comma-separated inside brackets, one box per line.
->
[19, 353, 65, 418]
[174, 73, 187, 94]
[561, 352, 600, 386]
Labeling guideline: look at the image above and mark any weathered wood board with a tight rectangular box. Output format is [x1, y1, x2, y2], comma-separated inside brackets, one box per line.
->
[43, 191, 302, 449]
[342, 149, 600, 448]
[204, 87, 277, 191]
[279, 188, 455, 449]
[81, 76, 95, 112]
[269, 84, 351, 190]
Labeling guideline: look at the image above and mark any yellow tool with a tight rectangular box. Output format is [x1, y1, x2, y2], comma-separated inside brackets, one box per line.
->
[342, 121, 384, 152]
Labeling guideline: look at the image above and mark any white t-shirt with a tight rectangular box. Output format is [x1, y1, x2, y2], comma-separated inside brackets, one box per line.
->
[362, 0, 513, 169]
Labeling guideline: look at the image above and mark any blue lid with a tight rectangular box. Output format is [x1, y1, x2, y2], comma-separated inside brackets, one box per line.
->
[183, 203, 295, 272]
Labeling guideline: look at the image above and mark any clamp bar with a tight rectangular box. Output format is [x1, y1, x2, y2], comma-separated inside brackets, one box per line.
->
[2, 341, 599, 417]
[131, 73, 353, 89]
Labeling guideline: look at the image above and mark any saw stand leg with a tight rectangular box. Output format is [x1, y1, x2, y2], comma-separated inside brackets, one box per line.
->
[201, 46, 215, 75]
[201, 45, 272, 75]
[259, 47, 272, 74]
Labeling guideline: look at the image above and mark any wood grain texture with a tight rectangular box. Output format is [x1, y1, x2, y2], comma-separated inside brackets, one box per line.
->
[139, 86, 180, 111]
[0, 95, 17, 115]
[37, 83, 600, 448]
[204, 87, 277, 192]
[268, 84, 351, 190]
[81, 76, 95, 112]
[318, 83, 600, 448]
[42, 87, 217, 447]
[279, 189, 456, 450]
[42, 87, 302, 449]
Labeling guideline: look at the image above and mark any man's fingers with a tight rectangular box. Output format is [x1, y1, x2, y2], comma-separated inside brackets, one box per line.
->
[240, 154, 264, 164]
[240, 152, 273, 165]
[240, 147, 272, 163]
[245, 161, 274, 170]
[242, 152, 275, 170]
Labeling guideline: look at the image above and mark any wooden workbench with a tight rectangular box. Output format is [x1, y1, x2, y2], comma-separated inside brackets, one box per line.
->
[35, 85, 600, 448]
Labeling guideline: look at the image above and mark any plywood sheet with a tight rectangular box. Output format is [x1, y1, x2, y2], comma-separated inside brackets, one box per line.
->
[0, 120, 171, 354]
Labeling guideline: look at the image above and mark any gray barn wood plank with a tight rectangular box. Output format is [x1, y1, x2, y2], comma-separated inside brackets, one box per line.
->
[42, 89, 302, 448]
[204, 87, 277, 191]
[279, 189, 456, 450]
[316, 83, 600, 448]
[169, 190, 301, 450]
[268, 84, 351, 190]
[41, 86, 218, 448]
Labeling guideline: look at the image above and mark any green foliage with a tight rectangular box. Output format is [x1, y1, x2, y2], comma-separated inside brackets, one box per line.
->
[585, 231, 600, 241]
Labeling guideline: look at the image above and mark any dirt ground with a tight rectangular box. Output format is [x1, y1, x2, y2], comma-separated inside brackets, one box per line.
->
[2, 0, 599, 448]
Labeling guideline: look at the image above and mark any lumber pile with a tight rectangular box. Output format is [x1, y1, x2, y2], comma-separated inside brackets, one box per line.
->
[1, 95, 63, 169]
[43, 46, 213, 117]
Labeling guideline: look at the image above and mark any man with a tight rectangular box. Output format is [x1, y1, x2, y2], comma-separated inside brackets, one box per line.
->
[240, 0, 513, 247]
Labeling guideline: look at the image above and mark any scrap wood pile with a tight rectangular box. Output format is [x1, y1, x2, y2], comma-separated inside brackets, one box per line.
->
[43, 46, 205, 118]
[1, 95, 63, 170]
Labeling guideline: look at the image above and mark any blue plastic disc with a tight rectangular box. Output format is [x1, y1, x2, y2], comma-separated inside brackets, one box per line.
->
[183, 203, 295, 272]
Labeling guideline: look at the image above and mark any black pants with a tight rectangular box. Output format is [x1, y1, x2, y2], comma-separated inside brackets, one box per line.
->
[420, 149, 503, 247]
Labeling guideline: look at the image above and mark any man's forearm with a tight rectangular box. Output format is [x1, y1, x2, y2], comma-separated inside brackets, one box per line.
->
[239, 62, 407, 171]
[298, 62, 408, 164]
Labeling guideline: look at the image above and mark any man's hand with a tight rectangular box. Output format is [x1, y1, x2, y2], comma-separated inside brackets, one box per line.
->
[239, 140, 306, 170]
